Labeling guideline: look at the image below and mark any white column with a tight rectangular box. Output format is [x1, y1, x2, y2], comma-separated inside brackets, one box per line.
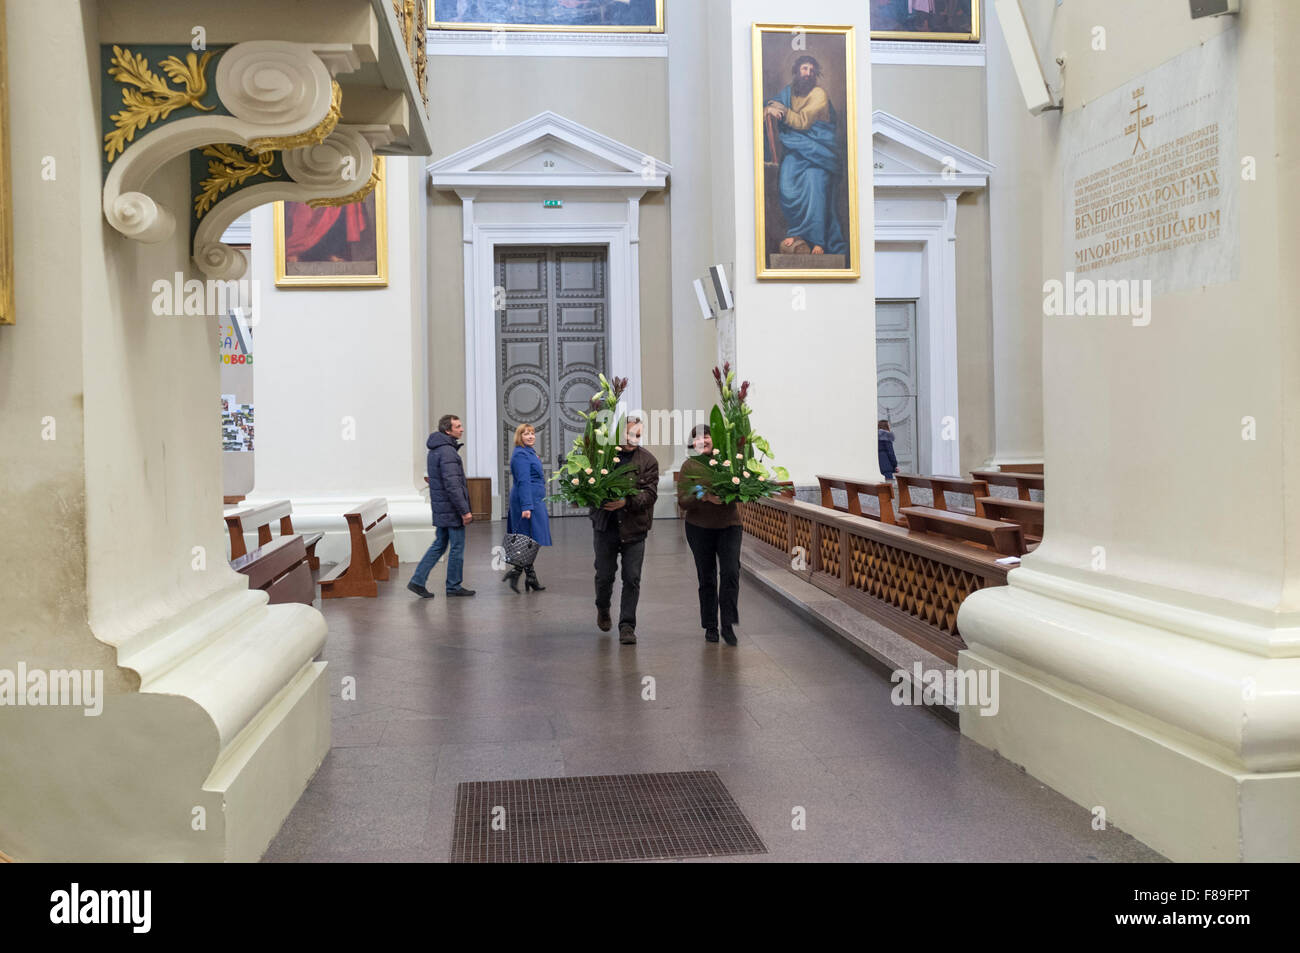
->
[930, 189, 962, 476]
[958, 1, 1300, 862]
[722, 0, 878, 487]
[983, 0, 1051, 467]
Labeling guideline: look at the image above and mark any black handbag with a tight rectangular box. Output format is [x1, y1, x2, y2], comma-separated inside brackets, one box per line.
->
[502, 532, 540, 568]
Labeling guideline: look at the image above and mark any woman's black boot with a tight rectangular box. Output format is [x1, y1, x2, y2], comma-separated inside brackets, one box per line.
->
[524, 567, 545, 591]
[503, 567, 522, 592]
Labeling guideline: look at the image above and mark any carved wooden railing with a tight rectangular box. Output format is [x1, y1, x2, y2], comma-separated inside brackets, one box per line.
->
[741, 495, 1011, 663]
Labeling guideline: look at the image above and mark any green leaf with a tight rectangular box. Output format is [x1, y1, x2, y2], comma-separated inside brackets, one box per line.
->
[774, 466, 790, 481]
[709, 405, 729, 458]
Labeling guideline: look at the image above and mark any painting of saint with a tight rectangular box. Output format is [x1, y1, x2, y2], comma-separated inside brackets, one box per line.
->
[431, 0, 663, 32]
[274, 158, 388, 287]
[870, 0, 980, 42]
[753, 26, 860, 279]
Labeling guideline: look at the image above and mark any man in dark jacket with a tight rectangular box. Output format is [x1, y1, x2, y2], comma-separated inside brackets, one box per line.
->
[591, 416, 658, 644]
[408, 414, 476, 598]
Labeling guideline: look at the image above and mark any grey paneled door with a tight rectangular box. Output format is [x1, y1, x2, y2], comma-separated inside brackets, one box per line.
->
[875, 300, 919, 475]
[496, 246, 609, 517]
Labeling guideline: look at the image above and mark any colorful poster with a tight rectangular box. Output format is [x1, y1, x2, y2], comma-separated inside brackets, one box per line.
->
[221, 395, 254, 452]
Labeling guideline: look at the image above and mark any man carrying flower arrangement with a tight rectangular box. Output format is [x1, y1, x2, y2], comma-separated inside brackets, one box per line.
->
[590, 416, 658, 645]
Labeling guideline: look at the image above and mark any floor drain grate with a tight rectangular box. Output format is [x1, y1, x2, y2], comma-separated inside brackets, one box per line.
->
[450, 770, 767, 863]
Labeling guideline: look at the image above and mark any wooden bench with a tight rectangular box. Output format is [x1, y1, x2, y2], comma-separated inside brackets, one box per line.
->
[901, 506, 1027, 556]
[970, 469, 1045, 502]
[319, 498, 399, 599]
[894, 474, 990, 517]
[231, 534, 315, 606]
[977, 497, 1044, 542]
[226, 500, 323, 571]
[816, 474, 896, 524]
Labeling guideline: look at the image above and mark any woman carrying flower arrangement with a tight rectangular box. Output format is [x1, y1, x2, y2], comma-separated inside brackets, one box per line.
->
[677, 424, 743, 646]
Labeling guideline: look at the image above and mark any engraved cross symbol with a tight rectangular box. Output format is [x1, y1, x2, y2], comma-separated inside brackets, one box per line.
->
[1129, 98, 1149, 154]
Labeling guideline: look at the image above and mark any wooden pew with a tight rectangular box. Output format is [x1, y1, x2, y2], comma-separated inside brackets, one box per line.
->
[319, 498, 399, 599]
[816, 474, 897, 524]
[977, 497, 1044, 542]
[226, 500, 324, 571]
[231, 534, 315, 606]
[901, 506, 1026, 557]
[894, 474, 990, 517]
[970, 469, 1045, 502]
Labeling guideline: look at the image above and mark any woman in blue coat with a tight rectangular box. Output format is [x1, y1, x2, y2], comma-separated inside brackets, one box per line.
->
[505, 423, 552, 592]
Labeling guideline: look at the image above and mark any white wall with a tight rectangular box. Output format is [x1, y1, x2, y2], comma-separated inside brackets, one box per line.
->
[247, 157, 433, 561]
[721, 0, 878, 485]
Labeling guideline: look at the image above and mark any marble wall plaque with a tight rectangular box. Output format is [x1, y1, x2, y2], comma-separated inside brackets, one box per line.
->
[1061, 29, 1239, 295]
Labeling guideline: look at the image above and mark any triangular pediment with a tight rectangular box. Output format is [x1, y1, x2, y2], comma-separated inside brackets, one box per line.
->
[872, 110, 992, 187]
[428, 111, 670, 190]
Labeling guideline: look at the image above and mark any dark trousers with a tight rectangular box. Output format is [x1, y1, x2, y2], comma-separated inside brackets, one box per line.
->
[685, 523, 742, 630]
[593, 526, 646, 627]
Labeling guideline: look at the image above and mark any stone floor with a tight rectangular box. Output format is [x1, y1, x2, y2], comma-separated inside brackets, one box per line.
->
[263, 517, 1164, 863]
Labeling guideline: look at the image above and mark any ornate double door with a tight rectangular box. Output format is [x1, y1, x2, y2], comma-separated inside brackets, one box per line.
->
[495, 246, 609, 517]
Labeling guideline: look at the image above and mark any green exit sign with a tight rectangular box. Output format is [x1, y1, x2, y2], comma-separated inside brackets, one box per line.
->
[543, 199, 563, 209]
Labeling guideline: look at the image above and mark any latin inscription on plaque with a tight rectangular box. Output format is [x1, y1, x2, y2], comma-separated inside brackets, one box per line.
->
[1061, 30, 1238, 295]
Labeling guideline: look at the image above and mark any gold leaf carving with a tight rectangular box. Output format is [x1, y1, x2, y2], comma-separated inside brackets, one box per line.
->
[306, 161, 381, 208]
[247, 81, 343, 155]
[104, 46, 215, 163]
[194, 143, 279, 219]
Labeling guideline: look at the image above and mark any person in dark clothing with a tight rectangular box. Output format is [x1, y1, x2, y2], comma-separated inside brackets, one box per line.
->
[408, 414, 476, 598]
[677, 424, 743, 646]
[878, 418, 899, 481]
[591, 416, 658, 644]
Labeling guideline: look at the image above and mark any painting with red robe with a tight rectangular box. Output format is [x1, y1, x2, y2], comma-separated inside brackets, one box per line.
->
[273, 157, 388, 287]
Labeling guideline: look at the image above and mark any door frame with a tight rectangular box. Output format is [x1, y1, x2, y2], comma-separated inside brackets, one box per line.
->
[874, 298, 924, 474]
[874, 221, 960, 477]
[464, 220, 642, 504]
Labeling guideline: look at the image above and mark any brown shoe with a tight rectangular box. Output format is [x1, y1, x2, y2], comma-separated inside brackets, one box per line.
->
[597, 607, 612, 632]
[618, 624, 637, 645]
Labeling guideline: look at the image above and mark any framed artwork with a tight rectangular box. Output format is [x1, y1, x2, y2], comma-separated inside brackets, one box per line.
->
[752, 24, 860, 280]
[273, 157, 388, 287]
[0, 3, 13, 325]
[869, 0, 980, 43]
[430, 0, 664, 32]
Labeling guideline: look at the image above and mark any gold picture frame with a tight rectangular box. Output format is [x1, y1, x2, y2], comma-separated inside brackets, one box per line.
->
[752, 24, 860, 281]
[429, 0, 664, 33]
[0, 2, 13, 324]
[273, 157, 388, 287]
[869, 0, 981, 43]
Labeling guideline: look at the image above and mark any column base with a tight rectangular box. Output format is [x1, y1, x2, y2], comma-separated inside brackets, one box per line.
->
[204, 659, 330, 862]
[232, 495, 437, 564]
[958, 575, 1300, 862]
